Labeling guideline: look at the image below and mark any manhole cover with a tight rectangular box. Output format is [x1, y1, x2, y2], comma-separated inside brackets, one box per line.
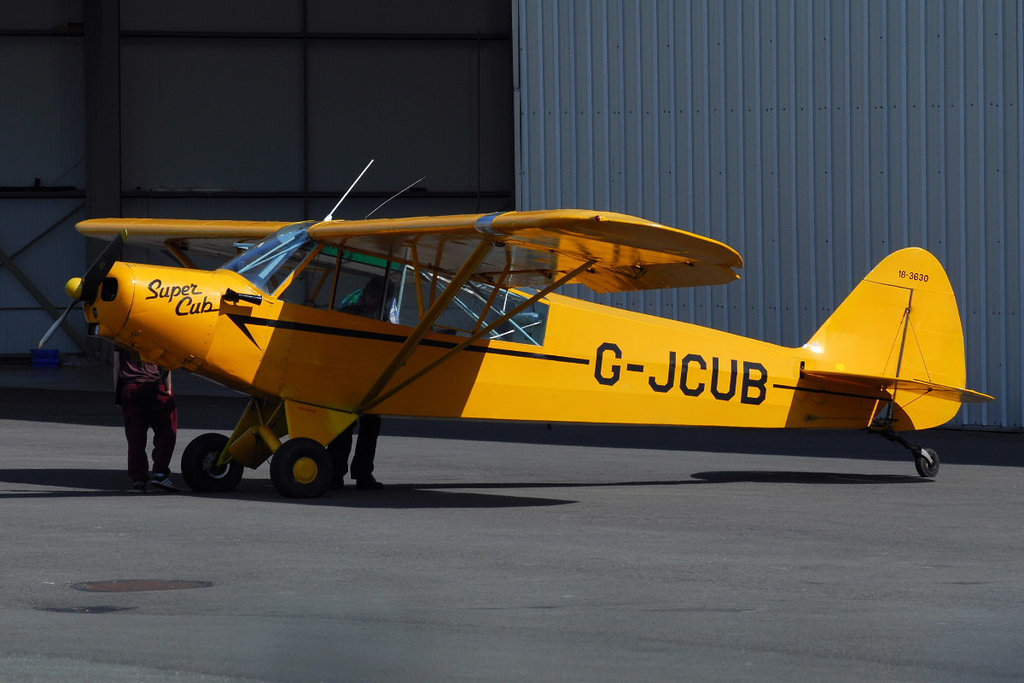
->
[37, 605, 134, 614]
[72, 580, 212, 593]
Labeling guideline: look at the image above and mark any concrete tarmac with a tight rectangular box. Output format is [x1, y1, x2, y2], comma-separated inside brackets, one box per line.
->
[1, 365, 1022, 681]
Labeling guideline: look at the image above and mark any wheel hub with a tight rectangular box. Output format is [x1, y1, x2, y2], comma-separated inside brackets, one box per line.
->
[201, 452, 229, 479]
[292, 456, 319, 484]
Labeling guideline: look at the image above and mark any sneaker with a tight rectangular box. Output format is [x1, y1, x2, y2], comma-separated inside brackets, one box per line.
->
[355, 476, 383, 490]
[149, 473, 178, 492]
[130, 481, 147, 493]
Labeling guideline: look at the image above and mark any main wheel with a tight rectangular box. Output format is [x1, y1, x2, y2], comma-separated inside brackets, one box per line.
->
[914, 447, 940, 478]
[270, 437, 334, 498]
[181, 432, 244, 493]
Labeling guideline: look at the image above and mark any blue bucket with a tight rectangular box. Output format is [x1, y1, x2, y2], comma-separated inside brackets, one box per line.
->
[31, 349, 61, 367]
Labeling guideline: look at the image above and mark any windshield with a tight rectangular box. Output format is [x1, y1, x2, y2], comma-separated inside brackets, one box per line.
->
[221, 222, 315, 293]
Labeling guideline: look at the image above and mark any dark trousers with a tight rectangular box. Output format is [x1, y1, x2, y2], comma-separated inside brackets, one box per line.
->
[121, 382, 178, 482]
[329, 415, 381, 481]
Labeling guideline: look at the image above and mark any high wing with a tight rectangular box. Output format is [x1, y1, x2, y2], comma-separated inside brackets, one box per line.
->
[78, 209, 743, 292]
[77, 218, 294, 267]
[310, 209, 742, 292]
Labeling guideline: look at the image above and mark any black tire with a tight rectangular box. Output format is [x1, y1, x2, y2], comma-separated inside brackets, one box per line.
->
[914, 447, 940, 478]
[181, 432, 244, 493]
[270, 437, 334, 498]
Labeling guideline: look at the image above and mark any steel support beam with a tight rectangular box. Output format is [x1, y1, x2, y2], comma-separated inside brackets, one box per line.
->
[0, 244, 91, 351]
[84, 0, 120, 222]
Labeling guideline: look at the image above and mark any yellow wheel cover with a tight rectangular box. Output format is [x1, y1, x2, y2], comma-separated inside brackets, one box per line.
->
[291, 456, 319, 484]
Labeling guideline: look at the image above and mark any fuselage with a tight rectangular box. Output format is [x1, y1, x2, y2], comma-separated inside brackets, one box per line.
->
[87, 261, 889, 431]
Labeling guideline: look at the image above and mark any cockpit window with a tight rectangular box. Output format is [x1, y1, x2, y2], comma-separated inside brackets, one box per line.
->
[397, 267, 549, 346]
[224, 224, 551, 347]
[221, 222, 315, 293]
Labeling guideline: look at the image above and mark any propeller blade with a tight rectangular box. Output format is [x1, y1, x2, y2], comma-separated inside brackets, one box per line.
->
[38, 301, 77, 349]
[79, 230, 125, 304]
[37, 230, 125, 349]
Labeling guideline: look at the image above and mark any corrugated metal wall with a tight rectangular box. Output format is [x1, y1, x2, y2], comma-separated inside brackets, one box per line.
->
[514, 0, 1022, 429]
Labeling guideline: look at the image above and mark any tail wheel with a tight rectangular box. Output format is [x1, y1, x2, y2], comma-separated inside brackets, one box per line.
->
[270, 437, 334, 498]
[181, 432, 244, 493]
[914, 447, 940, 478]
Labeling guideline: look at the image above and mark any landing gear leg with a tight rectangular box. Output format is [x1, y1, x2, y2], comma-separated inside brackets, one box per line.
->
[874, 429, 940, 478]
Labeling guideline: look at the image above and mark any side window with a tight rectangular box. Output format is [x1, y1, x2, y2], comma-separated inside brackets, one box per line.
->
[276, 251, 336, 307]
[336, 270, 400, 323]
[397, 267, 549, 346]
[268, 244, 549, 346]
[276, 246, 399, 316]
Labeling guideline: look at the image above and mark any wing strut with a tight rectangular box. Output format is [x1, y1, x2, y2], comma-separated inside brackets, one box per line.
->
[361, 258, 597, 412]
[356, 239, 495, 413]
[164, 241, 196, 268]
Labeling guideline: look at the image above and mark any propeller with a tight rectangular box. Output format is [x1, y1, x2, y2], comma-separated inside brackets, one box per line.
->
[38, 230, 126, 349]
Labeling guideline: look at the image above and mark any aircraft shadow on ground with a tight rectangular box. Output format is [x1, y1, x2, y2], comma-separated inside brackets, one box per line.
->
[0, 468, 573, 508]
[689, 471, 929, 485]
[0, 467, 931, 509]
[387, 421, 1023, 467]
[4, 389, 1019, 467]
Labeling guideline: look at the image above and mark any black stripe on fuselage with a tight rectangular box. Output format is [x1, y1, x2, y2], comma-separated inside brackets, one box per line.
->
[226, 314, 590, 366]
[772, 383, 885, 402]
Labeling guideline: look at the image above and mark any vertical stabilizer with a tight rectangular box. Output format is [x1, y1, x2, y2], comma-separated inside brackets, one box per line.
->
[802, 248, 972, 429]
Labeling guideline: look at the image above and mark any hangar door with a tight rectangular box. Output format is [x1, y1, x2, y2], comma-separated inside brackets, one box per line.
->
[0, 0, 513, 356]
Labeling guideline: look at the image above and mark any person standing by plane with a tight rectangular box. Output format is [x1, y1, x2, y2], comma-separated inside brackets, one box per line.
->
[115, 348, 178, 493]
[328, 416, 383, 490]
[331, 275, 397, 489]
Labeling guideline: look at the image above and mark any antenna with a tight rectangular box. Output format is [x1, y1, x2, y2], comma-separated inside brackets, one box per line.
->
[365, 176, 426, 219]
[324, 159, 374, 221]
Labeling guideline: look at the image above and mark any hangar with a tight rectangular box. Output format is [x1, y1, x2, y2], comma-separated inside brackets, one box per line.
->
[1, 1, 1020, 428]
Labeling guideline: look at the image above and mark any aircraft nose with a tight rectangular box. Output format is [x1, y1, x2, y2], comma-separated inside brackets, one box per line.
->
[85, 263, 134, 340]
[37, 232, 125, 348]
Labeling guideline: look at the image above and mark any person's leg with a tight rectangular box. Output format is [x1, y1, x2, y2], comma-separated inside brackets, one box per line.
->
[149, 390, 178, 476]
[121, 384, 150, 483]
[349, 415, 381, 484]
[327, 424, 354, 487]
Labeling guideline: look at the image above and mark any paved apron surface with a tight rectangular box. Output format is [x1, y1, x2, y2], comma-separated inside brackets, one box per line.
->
[0, 369, 1021, 681]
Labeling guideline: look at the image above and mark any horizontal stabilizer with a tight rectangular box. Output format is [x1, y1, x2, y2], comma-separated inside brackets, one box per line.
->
[802, 370, 994, 405]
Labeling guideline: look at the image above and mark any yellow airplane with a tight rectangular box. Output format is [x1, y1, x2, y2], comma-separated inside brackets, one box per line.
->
[42, 209, 992, 497]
